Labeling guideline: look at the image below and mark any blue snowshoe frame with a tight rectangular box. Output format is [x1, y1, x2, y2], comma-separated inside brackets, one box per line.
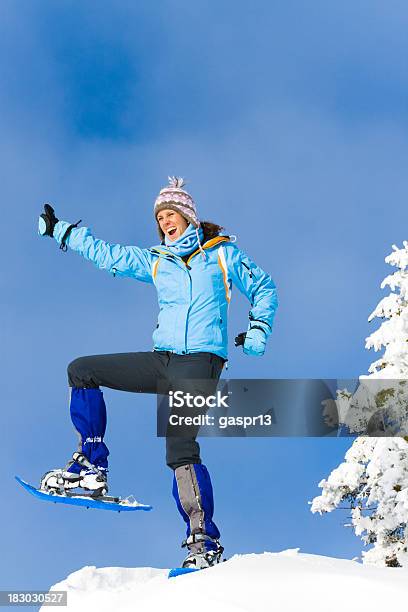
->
[15, 476, 152, 513]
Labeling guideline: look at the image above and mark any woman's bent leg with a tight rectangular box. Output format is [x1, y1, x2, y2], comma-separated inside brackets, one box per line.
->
[67, 352, 166, 392]
[66, 352, 167, 472]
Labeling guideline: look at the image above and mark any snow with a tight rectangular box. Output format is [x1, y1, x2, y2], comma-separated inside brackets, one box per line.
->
[44, 550, 408, 611]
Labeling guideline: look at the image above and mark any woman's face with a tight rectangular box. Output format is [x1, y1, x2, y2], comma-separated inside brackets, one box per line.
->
[157, 209, 189, 241]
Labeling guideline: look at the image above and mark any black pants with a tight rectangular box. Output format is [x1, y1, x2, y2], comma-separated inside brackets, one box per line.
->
[67, 350, 225, 470]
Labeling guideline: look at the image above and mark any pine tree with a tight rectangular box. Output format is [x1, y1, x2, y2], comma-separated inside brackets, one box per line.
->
[311, 241, 408, 566]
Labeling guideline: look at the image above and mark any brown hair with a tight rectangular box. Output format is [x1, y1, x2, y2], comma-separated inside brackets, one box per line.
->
[201, 221, 227, 242]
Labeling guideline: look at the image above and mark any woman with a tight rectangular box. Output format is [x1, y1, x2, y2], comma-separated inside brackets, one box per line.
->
[37, 177, 278, 569]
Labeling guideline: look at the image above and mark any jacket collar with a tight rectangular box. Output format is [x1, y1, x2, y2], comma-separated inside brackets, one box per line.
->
[150, 235, 230, 262]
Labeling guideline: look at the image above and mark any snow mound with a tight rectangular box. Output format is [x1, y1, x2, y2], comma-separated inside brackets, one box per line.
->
[45, 550, 408, 612]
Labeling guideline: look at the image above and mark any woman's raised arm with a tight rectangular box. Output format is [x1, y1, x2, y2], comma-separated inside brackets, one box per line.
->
[38, 205, 154, 283]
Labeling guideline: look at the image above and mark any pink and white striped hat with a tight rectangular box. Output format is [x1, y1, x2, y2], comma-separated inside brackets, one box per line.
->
[154, 176, 200, 238]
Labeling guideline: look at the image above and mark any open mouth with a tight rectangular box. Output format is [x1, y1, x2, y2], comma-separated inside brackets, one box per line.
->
[168, 227, 177, 237]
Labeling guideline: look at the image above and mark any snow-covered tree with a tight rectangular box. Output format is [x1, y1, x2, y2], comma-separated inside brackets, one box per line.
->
[311, 241, 408, 567]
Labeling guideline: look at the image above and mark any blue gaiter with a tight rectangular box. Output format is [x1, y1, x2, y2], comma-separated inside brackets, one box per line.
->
[173, 463, 220, 551]
[67, 388, 109, 473]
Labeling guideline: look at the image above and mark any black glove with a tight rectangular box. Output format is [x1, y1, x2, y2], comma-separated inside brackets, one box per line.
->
[234, 332, 247, 347]
[38, 204, 59, 237]
[38, 204, 82, 251]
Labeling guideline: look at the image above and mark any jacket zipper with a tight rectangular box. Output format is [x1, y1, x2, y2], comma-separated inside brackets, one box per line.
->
[153, 250, 192, 351]
[242, 262, 253, 278]
[184, 265, 192, 353]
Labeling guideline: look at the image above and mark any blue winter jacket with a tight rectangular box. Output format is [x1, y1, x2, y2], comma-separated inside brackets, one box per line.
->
[53, 221, 278, 360]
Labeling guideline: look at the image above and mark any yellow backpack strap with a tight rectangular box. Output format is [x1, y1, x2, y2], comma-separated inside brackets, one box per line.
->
[217, 245, 231, 303]
[152, 256, 160, 282]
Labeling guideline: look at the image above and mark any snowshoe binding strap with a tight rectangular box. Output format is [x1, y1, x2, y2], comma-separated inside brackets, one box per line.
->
[181, 533, 221, 548]
[181, 544, 225, 569]
[71, 452, 107, 477]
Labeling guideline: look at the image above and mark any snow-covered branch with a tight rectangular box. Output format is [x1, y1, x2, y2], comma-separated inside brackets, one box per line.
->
[311, 241, 408, 566]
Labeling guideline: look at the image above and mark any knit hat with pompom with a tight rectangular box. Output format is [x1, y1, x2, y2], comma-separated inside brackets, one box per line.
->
[154, 176, 200, 240]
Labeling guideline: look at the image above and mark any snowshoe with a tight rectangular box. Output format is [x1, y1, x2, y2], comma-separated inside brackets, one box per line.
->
[181, 533, 225, 569]
[40, 452, 108, 497]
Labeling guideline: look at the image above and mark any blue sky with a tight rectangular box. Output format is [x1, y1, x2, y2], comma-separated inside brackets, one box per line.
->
[1, 0, 408, 595]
